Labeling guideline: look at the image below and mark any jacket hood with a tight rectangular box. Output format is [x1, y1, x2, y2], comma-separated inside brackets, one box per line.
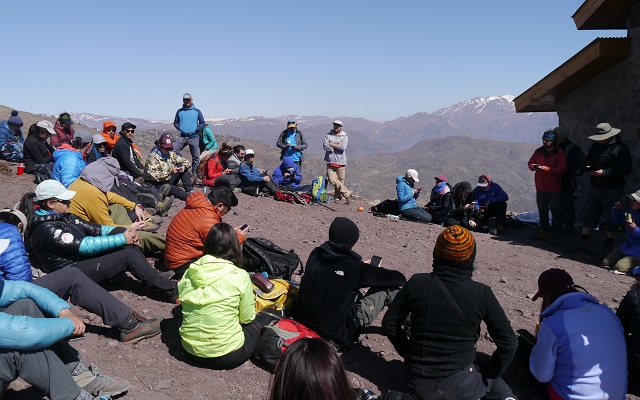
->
[53, 144, 81, 161]
[315, 240, 362, 263]
[102, 121, 116, 134]
[79, 157, 121, 192]
[540, 291, 599, 318]
[396, 176, 413, 186]
[280, 157, 295, 169]
[185, 254, 237, 287]
[185, 192, 216, 212]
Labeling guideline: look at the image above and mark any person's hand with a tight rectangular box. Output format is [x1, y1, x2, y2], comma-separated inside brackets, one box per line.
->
[589, 169, 604, 177]
[131, 221, 146, 230]
[285, 143, 291, 147]
[134, 177, 145, 185]
[538, 166, 550, 172]
[284, 173, 290, 178]
[469, 220, 477, 229]
[626, 220, 637, 230]
[59, 309, 86, 335]
[223, 168, 232, 175]
[134, 206, 145, 221]
[464, 203, 474, 210]
[484, 201, 490, 210]
[236, 225, 249, 239]
[614, 201, 624, 211]
[292, 146, 299, 150]
[124, 228, 138, 245]
[172, 166, 179, 174]
[264, 176, 271, 182]
[179, 165, 186, 173]
[413, 188, 420, 194]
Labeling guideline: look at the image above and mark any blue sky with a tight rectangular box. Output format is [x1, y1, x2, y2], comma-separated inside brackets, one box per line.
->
[5, 1, 616, 122]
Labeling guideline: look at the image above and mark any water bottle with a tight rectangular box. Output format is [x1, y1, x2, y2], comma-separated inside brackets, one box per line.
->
[386, 214, 400, 221]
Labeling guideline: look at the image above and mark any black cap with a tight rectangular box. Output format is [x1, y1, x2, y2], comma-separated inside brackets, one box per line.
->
[121, 122, 137, 132]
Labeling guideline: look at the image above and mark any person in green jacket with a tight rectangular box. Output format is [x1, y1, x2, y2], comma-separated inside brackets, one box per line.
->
[178, 223, 277, 370]
[198, 123, 219, 162]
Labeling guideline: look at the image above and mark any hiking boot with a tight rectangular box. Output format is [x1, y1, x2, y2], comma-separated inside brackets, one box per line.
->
[488, 217, 497, 235]
[144, 207, 157, 216]
[73, 364, 129, 397]
[531, 230, 548, 241]
[568, 239, 588, 252]
[345, 196, 351, 205]
[119, 311, 162, 344]
[156, 183, 171, 199]
[140, 220, 160, 233]
[155, 195, 174, 216]
[160, 270, 176, 279]
[141, 210, 162, 225]
[137, 192, 159, 209]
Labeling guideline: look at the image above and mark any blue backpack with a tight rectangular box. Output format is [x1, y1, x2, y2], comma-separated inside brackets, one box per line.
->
[311, 176, 329, 203]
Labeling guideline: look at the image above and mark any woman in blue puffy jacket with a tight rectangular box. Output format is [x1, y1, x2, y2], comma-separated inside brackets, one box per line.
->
[18, 180, 177, 302]
[51, 129, 93, 187]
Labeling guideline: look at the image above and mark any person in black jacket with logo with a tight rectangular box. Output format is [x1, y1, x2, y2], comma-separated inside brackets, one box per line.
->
[382, 226, 517, 400]
[297, 217, 406, 348]
[571, 122, 632, 255]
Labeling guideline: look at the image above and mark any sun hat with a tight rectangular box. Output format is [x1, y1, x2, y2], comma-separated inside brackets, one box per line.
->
[588, 122, 621, 141]
[532, 268, 574, 301]
[35, 180, 76, 201]
[628, 190, 640, 203]
[36, 120, 56, 134]
[406, 169, 420, 182]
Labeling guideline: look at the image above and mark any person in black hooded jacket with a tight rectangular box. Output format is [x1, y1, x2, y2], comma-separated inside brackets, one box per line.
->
[23, 122, 56, 174]
[297, 217, 406, 348]
[382, 226, 517, 400]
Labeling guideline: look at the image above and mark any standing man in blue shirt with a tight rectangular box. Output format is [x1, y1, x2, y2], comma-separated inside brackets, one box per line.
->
[276, 120, 308, 169]
[174, 93, 206, 178]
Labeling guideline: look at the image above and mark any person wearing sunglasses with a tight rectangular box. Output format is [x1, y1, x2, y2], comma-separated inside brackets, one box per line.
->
[601, 189, 640, 274]
[527, 130, 567, 244]
[86, 134, 109, 164]
[111, 122, 145, 183]
[276, 120, 307, 169]
[101, 121, 118, 154]
[51, 129, 93, 188]
[18, 180, 178, 304]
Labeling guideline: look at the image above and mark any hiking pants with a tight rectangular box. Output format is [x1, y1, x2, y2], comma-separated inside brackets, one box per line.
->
[0, 299, 82, 400]
[73, 246, 175, 292]
[174, 135, 200, 176]
[476, 201, 508, 226]
[185, 311, 276, 370]
[355, 287, 399, 328]
[241, 180, 278, 196]
[213, 174, 241, 189]
[408, 364, 515, 400]
[536, 191, 562, 235]
[33, 268, 130, 328]
[401, 207, 432, 223]
[326, 165, 350, 199]
[602, 247, 640, 273]
[109, 204, 166, 256]
[582, 186, 622, 230]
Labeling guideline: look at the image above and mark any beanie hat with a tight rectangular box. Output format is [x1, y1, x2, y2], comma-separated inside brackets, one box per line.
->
[329, 217, 360, 248]
[542, 130, 557, 143]
[433, 226, 476, 269]
[8, 110, 23, 127]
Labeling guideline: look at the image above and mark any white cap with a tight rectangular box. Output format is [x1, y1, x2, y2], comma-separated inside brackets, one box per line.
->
[36, 120, 56, 134]
[406, 169, 419, 182]
[333, 119, 343, 126]
[245, 149, 255, 156]
[35, 180, 76, 201]
[183, 93, 192, 100]
[92, 134, 107, 144]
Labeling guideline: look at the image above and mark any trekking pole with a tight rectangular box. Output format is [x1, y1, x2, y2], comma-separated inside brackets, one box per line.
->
[509, 211, 537, 229]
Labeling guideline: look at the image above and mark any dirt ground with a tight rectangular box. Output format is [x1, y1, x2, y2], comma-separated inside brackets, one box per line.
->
[1, 165, 636, 400]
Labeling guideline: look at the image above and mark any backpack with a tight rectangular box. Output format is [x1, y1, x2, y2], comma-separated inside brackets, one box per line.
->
[197, 152, 215, 180]
[253, 278, 298, 313]
[371, 199, 400, 215]
[274, 189, 312, 205]
[241, 237, 303, 279]
[253, 318, 321, 370]
[32, 163, 52, 184]
[311, 176, 329, 203]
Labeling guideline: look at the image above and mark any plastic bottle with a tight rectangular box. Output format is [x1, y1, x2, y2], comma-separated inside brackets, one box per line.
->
[386, 214, 400, 221]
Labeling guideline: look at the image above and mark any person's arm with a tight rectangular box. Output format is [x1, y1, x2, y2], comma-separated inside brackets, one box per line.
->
[616, 289, 635, 335]
[172, 152, 191, 171]
[566, 144, 581, 173]
[203, 126, 219, 151]
[488, 183, 509, 203]
[113, 142, 143, 179]
[396, 182, 415, 204]
[240, 164, 265, 183]
[276, 131, 288, 150]
[296, 131, 308, 151]
[337, 134, 348, 151]
[238, 272, 256, 324]
[357, 263, 406, 288]
[527, 152, 538, 171]
[271, 168, 284, 185]
[0, 227, 32, 282]
[292, 169, 302, 184]
[529, 321, 558, 383]
[482, 288, 517, 379]
[547, 151, 566, 175]
[603, 145, 633, 178]
[196, 109, 206, 132]
[173, 110, 181, 131]
[203, 158, 223, 186]
[322, 134, 333, 152]
[381, 284, 411, 357]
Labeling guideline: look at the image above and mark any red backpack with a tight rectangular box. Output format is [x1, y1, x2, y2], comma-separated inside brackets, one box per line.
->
[274, 189, 312, 205]
[253, 318, 320, 370]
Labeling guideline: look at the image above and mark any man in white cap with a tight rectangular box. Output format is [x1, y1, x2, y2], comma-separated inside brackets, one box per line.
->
[396, 169, 432, 222]
[323, 120, 351, 204]
[572, 122, 632, 255]
[173, 93, 206, 177]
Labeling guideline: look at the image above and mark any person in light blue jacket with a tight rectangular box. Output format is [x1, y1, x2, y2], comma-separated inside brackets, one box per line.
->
[174, 93, 206, 176]
[0, 276, 130, 399]
[530, 268, 627, 399]
[51, 129, 93, 187]
[396, 169, 432, 222]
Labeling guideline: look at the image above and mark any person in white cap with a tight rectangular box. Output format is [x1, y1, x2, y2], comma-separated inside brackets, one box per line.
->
[23, 121, 56, 174]
[86, 134, 109, 164]
[571, 122, 632, 255]
[238, 149, 278, 196]
[323, 120, 352, 204]
[396, 169, 432, 222]
[173, 93, 206, 177]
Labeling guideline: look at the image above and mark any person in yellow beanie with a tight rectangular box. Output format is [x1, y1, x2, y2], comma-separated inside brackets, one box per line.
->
[383, 226, 517, 400]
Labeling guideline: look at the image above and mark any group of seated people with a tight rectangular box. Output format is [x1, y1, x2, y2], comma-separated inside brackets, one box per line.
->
[396, 169, 509, 235]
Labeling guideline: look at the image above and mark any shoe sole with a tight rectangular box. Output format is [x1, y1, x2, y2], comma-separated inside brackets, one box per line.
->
[123, 329, 161, 345]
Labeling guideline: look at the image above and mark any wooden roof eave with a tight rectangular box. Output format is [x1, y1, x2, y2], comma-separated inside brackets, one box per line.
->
[572, 0, 634, 30]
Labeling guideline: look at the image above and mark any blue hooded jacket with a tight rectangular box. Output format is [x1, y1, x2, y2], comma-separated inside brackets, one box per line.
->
[0, 120, 24, 146]
[0, 223, 31, 282]
[174, 105, 205, 137]
[396, 176, 420, 211]
[272, 157, 302, 189]
[611, 207, 640, 259]
[52, 146, 86, 187]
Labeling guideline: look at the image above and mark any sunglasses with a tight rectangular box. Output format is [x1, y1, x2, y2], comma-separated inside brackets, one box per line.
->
[245, 154, 255, 158]
[54, 199, 71, 205]
[125, 129, 135, 133]
[97, 143, 107, 147]
[107, 127, 116, 132]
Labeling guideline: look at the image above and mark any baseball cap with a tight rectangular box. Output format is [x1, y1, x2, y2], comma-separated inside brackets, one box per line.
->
[36, 120, 56, 135]
[333, 119, 343, 126]
[159, 135, 174, 149]
[405, 169, 419, 182]
[477, 175, 489, 187]
[35, 180, 76, 201]
[183, 93, 192, 100]
[287, 120, 296, 129]
[121, 122, 136, 132]
[92, 134, 107, 145]
[245, 149, 255, 156]
[434, 174, 447, 182]
[73, 129, 93, 144]
[532, 268, 574, 301]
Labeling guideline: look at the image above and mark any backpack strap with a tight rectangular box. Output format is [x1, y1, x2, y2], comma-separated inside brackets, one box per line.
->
[431, 273, 478, 340]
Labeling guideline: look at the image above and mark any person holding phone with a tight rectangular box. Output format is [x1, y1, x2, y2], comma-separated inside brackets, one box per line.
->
[396, 169, 432, 222]
[144, 133, 194, 201]
[527, 130, 567, 244]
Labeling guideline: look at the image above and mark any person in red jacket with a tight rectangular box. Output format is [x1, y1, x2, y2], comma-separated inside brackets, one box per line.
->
[51, 112, 74, 148]
[164, 186, 248, 279]
[203, 143, 233, 187]
[528, 130, 567, 244]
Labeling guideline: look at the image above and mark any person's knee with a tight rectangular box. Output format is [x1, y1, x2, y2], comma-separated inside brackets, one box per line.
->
[6, 299, 41, 318]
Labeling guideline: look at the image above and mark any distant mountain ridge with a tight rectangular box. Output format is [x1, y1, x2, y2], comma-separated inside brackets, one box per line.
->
[68, 95, 557, 155]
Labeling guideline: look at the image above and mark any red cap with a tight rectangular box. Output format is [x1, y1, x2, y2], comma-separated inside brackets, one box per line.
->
[532, 268, 574, 301]
[159, 135, 174, 149]
[434, 175, 447, 181]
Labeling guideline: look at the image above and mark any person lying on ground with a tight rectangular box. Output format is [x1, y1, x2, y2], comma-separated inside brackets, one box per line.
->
[144, 133, 194, 201]
[397, 169, 432, 223]
[18, 180, 178, 303]
[0, 209, 161, 344]
[51, 129, 93, 188]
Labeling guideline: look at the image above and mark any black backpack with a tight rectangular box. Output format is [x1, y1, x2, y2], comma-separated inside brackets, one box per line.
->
[241, 237, 303, 279]
[371, 199, 400, 215]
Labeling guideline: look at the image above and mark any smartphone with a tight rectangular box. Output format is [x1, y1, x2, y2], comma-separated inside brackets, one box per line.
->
[370, 256, 382, 267]
[240, 224, 248, 230]
[532, 164, 539, 169]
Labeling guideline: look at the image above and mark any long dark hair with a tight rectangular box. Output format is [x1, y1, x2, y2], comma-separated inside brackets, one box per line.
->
[203, 223, 242, 266]
[219, 142, 233, 157]
[27, 123, 48, 137]
[18, 192, 40, 238]
[268, 338, 356, 400]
